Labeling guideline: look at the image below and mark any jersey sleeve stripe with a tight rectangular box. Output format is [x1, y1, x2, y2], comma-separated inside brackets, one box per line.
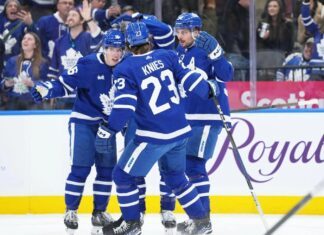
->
[114, 94, 137, 102]
[58, 76, 74, 92]
[156, 37, 175, 48]
[135, 125, 191, 140]
[113, 104, 136, 111]
[49, 67, 59, 72]
[180, 70, 196, 88]
[188, 75, 204, 92]
[153, 25, 173, 40]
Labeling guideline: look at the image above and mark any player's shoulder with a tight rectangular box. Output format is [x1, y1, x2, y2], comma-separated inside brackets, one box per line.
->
[153, 49, 177, 59]
[114, 56, 131, 75]
[77, 53, 102, 66]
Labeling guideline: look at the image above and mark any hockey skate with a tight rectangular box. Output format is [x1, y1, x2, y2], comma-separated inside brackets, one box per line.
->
[161, 210, 176, 235]
[102, 220, 141, 235]
[64, 210, 78, 235]
[111, 213, 144, 228]
[91, 209, 114, 235]
[177, 217, 212, 235]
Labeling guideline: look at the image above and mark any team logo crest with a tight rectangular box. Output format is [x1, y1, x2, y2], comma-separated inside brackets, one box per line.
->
[61, 48, 83, 70]
[100, 86, 116, 115]
[12, 71, 31, 94]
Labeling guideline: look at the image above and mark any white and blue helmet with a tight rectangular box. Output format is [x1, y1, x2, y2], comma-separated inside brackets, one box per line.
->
[126, 22, 150, 47]
[103, 29, 125, 48]
[174, 12, 202, 30]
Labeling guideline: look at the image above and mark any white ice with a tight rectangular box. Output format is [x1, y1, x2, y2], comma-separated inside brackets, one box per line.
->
[0, 213, 323, 235]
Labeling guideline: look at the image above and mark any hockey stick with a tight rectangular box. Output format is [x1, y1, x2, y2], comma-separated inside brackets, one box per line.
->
[212, 96, 269, 231]
[264, 178, 324, 235]
[231, 99, 319, 113]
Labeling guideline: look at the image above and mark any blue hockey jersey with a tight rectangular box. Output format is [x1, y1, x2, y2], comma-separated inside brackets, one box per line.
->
[276, 52, 310, 81]
[1, 55, 49, 99]
[176, 45, 233, 127]
[42, 53, 116, 125]
[0, 14, 28, 63]
[301, 2, 324, 75]
[108, 49, 212, 144]
[31, 12, 68, 60]
[47, 31, 103, 79]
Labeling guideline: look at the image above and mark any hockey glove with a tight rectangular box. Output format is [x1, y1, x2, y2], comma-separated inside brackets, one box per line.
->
[207, 80, 220, 98]
[195, 31, 223, 60]
[95, 123, 115, 154]
[30, 81, 52, 103]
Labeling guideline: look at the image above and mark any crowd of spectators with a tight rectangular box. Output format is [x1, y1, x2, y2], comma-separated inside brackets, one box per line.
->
[0, 0, 323, 110]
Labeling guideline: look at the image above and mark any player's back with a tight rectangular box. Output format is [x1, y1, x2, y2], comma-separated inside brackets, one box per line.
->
[113, 49, 191, 144]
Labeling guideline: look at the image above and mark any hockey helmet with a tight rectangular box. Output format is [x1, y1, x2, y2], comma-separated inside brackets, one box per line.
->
[174, 12, 202, 30]
[125, 22, 150, 47]
[103, 29, 125, 48]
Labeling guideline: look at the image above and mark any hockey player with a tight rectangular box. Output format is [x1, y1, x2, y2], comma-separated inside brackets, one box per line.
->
[173, 12, 234, 234]
[29, 29, 125, 235]
[95, 22, 220, 235]
[111, 12, 177, 232]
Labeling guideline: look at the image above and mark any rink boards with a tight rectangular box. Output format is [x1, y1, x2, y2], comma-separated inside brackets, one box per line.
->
[0, 110, 323, 214]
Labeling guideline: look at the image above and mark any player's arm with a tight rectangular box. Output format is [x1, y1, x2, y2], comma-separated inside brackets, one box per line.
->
[301, 0, 318, 34]
[47, 40, 60, 80]
[107, 72, 138, 132]
[139, 14, 175, 49]
[172, 51, 219, 99]
[95, 68, 138, 154]
[31, 59, 90, 103]
[195, 31, 233, 82]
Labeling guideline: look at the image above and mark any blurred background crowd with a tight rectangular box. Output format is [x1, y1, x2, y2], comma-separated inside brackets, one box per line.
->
[0, 0, 323, 110]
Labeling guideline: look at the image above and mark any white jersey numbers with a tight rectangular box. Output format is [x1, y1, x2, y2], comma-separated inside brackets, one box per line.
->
[141, 69, 180, 115]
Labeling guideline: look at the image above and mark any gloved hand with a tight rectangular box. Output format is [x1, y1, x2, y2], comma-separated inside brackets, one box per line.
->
[30, 81, 52, 103]
[110, 13, 134, 27]
[207, 80, 220, 98]
[195, 31, 223, 60]
[95, 123, 115, 154]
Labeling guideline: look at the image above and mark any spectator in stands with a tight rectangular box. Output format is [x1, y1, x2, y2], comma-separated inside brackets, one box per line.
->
[297, 0, 324, 44]
[257, 0, 295, 56]
[301, 0, 324, 80]
[19, 0, 74, 60]
[91, 0, 106, 9]
[0, 0, 31, 64]
[118, 0, 154, 15]
[176, 0, 198, 13]
[276, 37, 314, 81]
[219, 0, 250, 81]
[201, 0, 217, 38]
[0, 37, 4, 76]
[21, 0, 56, 21]
[91, 1, 120, 31]
[48, 0, 103, 108]
[0, 32, 49, 110]
[0, 0, 6, 13]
